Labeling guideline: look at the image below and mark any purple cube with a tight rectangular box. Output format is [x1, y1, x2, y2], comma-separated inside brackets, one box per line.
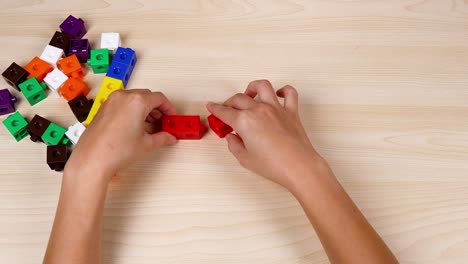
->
[59, 15, 86, 39]
[0, 89, 17, 116]
[69, 39, 90, 63]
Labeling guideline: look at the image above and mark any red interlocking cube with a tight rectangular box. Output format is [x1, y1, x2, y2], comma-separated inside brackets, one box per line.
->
[161, 115, 206, 140]
[207, 114, 233, 138]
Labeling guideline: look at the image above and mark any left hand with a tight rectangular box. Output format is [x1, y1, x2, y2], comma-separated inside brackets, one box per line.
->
[66, 89, 178, 182]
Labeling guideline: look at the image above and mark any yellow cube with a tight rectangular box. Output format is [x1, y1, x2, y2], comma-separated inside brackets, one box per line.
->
[96, 76, 124, 102]
[83, 100, 102, 126]
[84, 77, 124, 126]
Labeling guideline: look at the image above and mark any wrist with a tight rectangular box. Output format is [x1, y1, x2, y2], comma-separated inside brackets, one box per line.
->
[287, 156, 333, 197]
[63, 156, 111, 192]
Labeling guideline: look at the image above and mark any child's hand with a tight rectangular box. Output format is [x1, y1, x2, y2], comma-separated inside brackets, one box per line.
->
[67, 89, 177, 181]
[207, 80, 324, 191]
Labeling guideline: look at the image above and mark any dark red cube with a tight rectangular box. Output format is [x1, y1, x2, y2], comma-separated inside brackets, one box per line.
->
[208, 114, 233, 138]
[161, 115, 206, 140]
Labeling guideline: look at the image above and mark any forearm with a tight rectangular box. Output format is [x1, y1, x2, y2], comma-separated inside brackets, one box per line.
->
[44, 162, 109, 264]
[290, 159, 398, 264]
[42, 90, 177, 263]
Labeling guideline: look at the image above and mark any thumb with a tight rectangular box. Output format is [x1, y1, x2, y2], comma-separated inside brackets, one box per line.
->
[146, 132, 177, 150]
[225, 134, 249, 167]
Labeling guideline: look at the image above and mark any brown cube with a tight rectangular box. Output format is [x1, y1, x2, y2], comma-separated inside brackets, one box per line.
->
[49, 31, 71, 52]
[2, 62, 29, 91]
[26, 115, 51, 142]
[47, 145, 70, 172]
[68, 94, 93, 122]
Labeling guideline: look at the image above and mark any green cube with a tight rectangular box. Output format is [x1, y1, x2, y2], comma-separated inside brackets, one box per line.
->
[41, 123, 68, 146]
[60, 137, 70, 145]
[2, 112, 29, 141]
[18, 77, 47, 106]
[87, 48, 110, 74]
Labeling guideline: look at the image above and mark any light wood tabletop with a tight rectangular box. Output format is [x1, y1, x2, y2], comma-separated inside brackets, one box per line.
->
[1, 1, 467, 263]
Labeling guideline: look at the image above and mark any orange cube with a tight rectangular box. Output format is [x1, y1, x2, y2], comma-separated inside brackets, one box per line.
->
[24, 57, 53, 82]
[59, 78, 89, 101]
[57, 55, 84, 79]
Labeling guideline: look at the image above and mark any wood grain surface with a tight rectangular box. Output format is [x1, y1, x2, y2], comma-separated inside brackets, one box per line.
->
[0, 1, 467, 263]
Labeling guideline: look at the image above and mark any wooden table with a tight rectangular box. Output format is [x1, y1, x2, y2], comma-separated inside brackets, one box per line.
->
[1, 1, 467, 263]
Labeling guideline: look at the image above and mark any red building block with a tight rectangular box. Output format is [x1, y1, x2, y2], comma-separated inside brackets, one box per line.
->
[24, 57, 53, 82]
[59, 78, 89, 101]
[161, 115, 206, 140]
[207, 114, 233, 138]
[57, 55, 84, 79]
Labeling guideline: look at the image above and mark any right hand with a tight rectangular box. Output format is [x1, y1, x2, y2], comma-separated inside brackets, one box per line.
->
[206, 80, 327, 191]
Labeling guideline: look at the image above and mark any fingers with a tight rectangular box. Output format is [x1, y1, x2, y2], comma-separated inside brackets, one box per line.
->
[224, 93, 256, 110]
[276, 85, 299, 113]
[116, 89, 177, 116]
[145, 132, 177, 149]
[146, 109, 162, 123]
[206, 102, 239, 126]
[144, 91, 177, 116]
[225, 134, 249, 166]
[244, 80, 280, 106]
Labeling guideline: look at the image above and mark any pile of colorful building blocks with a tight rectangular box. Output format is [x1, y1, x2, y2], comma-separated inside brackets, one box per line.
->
[1, 15, 232, 172]
[1, 15, 135, 171]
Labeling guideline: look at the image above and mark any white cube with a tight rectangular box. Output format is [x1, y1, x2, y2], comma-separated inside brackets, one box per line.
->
[44, 68, 68, 93]
[65, 122, 86, 145]
[101, 32, 121, 54]
[40, 45, 64, 67]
